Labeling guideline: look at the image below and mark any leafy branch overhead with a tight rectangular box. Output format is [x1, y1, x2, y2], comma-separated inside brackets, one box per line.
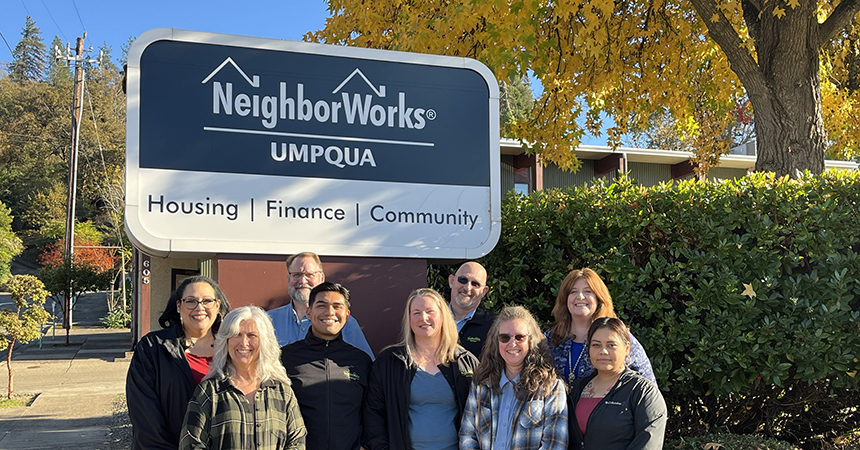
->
[311, 0, 860, 176]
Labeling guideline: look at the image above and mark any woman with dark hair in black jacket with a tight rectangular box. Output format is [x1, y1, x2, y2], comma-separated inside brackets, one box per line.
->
[126, 275, 231, 450]
[568, 318, 666, 450]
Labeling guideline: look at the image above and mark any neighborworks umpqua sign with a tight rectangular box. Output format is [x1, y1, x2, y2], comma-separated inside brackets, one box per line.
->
[126, 28, 500, 258]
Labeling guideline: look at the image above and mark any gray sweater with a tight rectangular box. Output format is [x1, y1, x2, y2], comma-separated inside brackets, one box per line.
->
[568, 368, 667, 450]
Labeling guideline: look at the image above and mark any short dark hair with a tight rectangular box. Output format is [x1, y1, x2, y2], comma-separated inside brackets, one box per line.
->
[309, 281, 350, 308]
[587, 317, 631, 346]
[158, 275, 231, 331]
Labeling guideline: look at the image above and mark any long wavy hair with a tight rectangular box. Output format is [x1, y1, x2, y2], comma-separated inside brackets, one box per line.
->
[400, 288, 460, 366]
[549, 268, 617, 346]
[475, 306, 559, 400]
[158, 275, 231, 332]
[205, 306, 290, 385]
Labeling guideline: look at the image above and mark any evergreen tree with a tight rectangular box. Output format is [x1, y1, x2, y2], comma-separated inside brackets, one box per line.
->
[500, 75, 534, 138]
[9, 16, 46, 83]
[46, 35, 71, 88]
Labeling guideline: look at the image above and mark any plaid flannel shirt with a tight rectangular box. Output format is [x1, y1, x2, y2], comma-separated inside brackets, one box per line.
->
[459, 377, 568, 450]
[180, 376, 306, 450]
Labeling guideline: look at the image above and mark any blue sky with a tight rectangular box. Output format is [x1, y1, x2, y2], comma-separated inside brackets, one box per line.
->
[1, 0, 612, 145]
[0, 0, 330, 64]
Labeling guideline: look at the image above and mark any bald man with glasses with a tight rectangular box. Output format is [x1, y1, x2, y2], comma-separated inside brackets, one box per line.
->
[448, 261, 497, 358]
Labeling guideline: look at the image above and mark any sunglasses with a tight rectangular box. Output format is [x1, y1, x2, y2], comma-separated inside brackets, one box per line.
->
[457, 276, 482, 288]
[498, 333, 529, 344]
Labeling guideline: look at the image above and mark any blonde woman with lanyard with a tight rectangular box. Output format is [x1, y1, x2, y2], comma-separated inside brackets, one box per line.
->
[568, 318, 666, 450]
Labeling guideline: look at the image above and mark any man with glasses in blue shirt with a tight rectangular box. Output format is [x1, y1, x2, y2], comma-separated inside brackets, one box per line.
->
[268, 251, 374, 359]
[448, 261, 496, 359]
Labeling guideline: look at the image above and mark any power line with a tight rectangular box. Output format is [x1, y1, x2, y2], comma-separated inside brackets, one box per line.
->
[71, 0, 88, 48]
[39, 0, 68, 43]
[0, 30, 13, 55]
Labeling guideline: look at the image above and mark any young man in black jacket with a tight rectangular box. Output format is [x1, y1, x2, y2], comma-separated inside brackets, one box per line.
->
[280, 282, 372, 450]
[448, 261, 496, 358]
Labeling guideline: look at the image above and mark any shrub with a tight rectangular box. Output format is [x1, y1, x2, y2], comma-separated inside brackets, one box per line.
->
[437, 170, 860, 446]
[101, 309, 130, 329]
[667, 433, 801, 450]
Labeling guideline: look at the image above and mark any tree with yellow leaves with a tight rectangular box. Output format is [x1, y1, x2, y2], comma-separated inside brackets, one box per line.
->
[310, 0, 860, 177]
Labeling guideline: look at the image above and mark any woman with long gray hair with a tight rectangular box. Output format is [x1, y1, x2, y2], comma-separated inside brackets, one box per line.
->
[460, 306, 568, 450]
[179, 306, 306, 450]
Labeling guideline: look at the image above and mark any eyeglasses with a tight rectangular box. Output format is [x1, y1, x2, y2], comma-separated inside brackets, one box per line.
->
[290, 271, 321, 279]
[181, 298, 219, 309]
[498, 333, 529, 344]
[457, 276, 483, 288]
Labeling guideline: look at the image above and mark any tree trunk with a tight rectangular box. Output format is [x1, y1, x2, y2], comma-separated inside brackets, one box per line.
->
[688, 0, 841, 177]
[6, 339, 15, 400]
[748, 11, 826, 176]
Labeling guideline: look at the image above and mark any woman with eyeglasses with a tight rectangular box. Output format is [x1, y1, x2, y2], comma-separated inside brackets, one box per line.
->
[568, 318, 666, 450]
[460, 306, 568, 450]
[126, 276, 231, 450]
[546, 268, 655, 386]
[364, 288, 479, 450]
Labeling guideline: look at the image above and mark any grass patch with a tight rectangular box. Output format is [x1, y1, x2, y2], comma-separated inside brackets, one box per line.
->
[0, 393, 38, 408]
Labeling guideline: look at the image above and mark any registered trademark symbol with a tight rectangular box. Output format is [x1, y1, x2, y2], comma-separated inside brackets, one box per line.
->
[426, 109, 437, 120]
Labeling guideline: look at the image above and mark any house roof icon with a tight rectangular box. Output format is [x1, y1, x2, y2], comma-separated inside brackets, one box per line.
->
[201, 57, 260, 87]
[331, 68, 386, 97]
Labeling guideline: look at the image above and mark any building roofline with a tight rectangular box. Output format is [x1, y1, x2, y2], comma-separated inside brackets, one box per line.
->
[499, 138, 858, 171]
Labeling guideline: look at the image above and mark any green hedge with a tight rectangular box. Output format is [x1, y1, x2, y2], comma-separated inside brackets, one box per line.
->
[666, 433, 801, 450]
[432, 170, 860, 446]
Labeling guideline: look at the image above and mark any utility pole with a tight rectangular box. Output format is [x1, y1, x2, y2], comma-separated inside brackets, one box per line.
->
[56, 33, 101, 344]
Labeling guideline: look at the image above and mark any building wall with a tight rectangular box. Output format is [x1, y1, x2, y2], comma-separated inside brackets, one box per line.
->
[147, 256, 200, 331]
[501, 155, 515, 196]
[708, 166, 750, 181]
[627, 162, 672, 187]
[543, 160, 595, 189]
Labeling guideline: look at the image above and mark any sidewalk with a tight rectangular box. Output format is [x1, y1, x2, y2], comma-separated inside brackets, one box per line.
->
[0, 292, 132, 450]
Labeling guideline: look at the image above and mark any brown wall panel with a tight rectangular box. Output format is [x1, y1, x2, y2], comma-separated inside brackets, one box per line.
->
[215, 254, 427, 356]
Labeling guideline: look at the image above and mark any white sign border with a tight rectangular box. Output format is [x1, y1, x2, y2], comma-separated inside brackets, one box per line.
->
[126, 28, 501, 259]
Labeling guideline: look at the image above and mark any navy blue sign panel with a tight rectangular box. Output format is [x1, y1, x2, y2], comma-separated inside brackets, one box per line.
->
[138, 40, 490, 186]
[126, 29, 500, 259]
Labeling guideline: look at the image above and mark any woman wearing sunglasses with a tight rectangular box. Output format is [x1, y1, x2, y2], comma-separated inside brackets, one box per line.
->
[568, 318, 666, 450]
[126, 276, 231, 449]
[460, 306, 568, 450]
[364, 288, 479, 450]
[546, 268, 655, 386]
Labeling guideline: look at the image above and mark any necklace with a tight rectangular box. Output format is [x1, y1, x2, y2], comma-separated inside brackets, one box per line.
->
[186, 336, 214, 350]
[567, 340, 587, 384]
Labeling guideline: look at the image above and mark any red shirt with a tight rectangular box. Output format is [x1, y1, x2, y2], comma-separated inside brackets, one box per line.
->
[575, 397, 602, 434]
[185, 352, 213, 386]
